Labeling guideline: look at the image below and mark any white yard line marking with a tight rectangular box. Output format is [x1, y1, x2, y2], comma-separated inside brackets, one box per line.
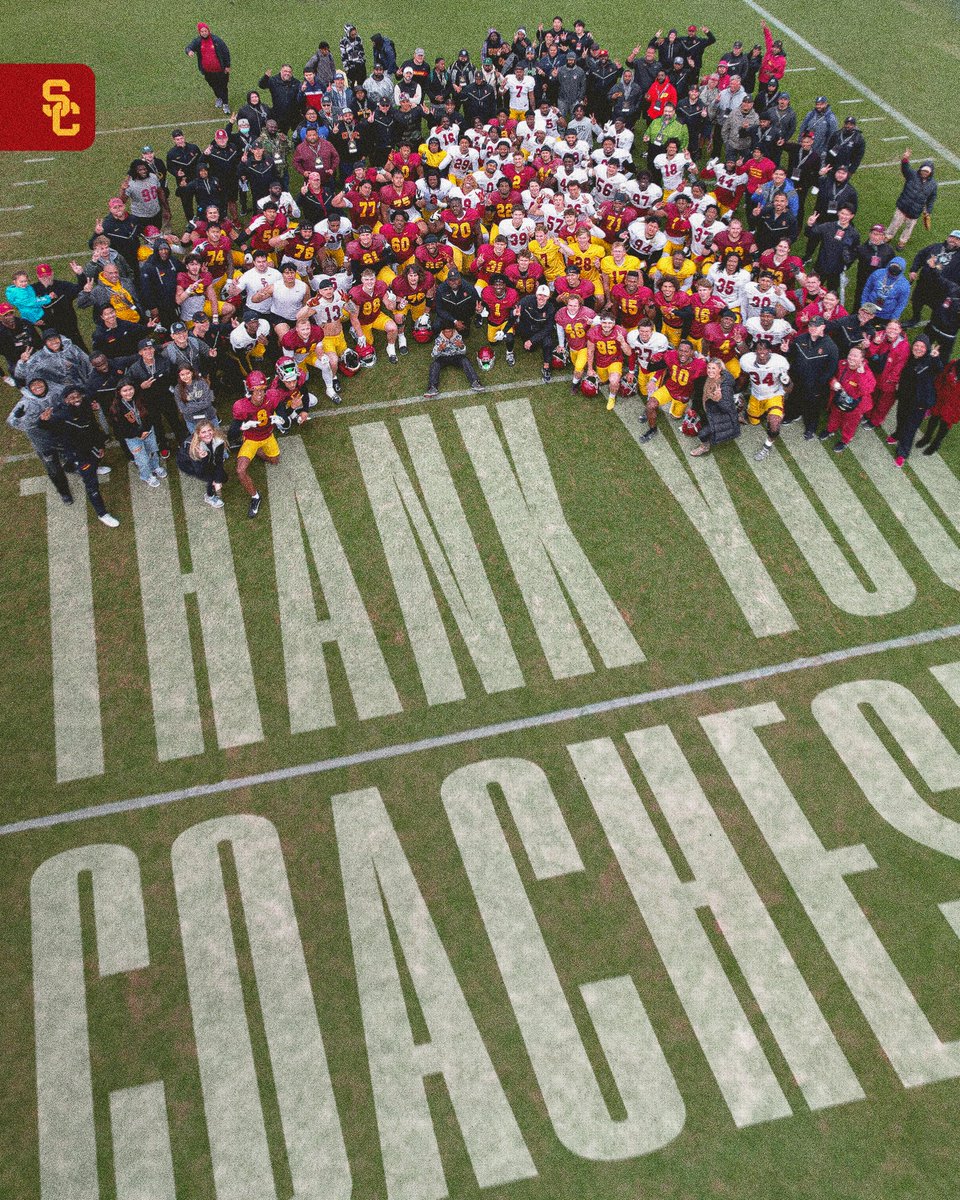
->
[783, 66, 816, 72]
[882, 135, 910, 142]
[316, 374, 558, 419]
[743, 0, 960, 170]
[24, 157, 54, 163]
[0, 232, 24, 238]
[12, 179, 46, 187]
[0, 205, 33, 212]
[96, 118, 221, 135]
[859, 160, 903, 169]
[838, 98, 864, 104]
[3, 622, 959, 839]
[938, 179, 960, 187]
[1, 452, 35, 465]
[0, 250, 83, 269]
[859, 117, 886, 123]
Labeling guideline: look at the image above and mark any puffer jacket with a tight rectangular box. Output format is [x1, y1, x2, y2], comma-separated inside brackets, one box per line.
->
[894, 157, 937, 218]
[694, 369, 741, 444]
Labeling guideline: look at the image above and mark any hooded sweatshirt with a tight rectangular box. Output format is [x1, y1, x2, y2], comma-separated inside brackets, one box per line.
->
[861, 257, 910, 319]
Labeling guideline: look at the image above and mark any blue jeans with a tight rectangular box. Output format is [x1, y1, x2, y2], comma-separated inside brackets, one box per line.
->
[126, 430, 160, 480]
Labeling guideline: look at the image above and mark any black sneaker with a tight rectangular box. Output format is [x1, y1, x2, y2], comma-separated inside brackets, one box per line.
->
[803, 429, 816, 440]
[639, 427, 658, 443]
[398, 341, 409, 355]
[247, 494, 262, 519]
[782, 415, 801, 425]
[60, 492, 75, 505]
[817, 430, 833, 441]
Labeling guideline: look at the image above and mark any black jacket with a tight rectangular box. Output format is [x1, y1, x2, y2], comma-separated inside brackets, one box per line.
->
[809, 220, 861, 274]
[167, 141, 203, 186]
[139, 253, 179, 316]
[434, 280, 477, 329]
[463, 83, 497, 124]
[693, 369, 740, 444]
[810, 176, 858, 220]
[789, 331, 839, 389]
[824, 128, 866, 174]
[39, 397, 106, 459]
[258, 73, 301, 125]
[516, 295, 558, 341]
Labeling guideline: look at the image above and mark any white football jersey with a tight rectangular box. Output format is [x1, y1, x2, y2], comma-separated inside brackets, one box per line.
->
[739, 351, 791, 398]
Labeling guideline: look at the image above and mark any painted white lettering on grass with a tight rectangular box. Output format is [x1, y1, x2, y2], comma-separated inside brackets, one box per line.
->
[813, 677, 960, 860]
[702, 702, 960, 1089]
[908, 452, 960, 539]
[442, 758, 685, 1159]
[850, 434, 960, 588]
[746, 429, 916, 615]
[624, 726, 864, 1110]
[616, 403, 797, 637]
[110, 1085, 176, 1200]
[333, 787, 536, 1200]
[21, 477, 103, 782]
[351, 417, 524, 705]
[268, 440, 401, 733]
[172, 816, 351, 1199]
[570, 737, 792, 1127]
[457, 398, 645, 677]
[129, 467, 262, 761]
[31, 845, 174, 1200]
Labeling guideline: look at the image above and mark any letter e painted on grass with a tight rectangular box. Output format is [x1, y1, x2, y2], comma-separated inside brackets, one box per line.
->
[31, 845, 175, 1200]
[333, 787, 536, 1199]
[704, 700, 960, 1090]
[442, 757, 685, 1159]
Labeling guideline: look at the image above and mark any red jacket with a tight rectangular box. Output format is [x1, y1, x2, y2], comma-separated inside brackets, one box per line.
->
[932, 360, 960, 426]
[758, 25, 786, 84]
[866, 334, 910, 394]
[646, 80, 678, 119]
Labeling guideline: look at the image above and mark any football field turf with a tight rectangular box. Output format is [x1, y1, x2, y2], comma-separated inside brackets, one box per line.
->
[2, 2, 960, 1197]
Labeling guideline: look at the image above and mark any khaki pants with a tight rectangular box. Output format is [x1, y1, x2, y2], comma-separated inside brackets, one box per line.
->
[886, 208, 917, 245]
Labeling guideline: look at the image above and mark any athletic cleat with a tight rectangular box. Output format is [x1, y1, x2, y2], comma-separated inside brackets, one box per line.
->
[570, 378, 581, 392]
[541, 367, 552, 383]
[606, 395, 616, 411]
[247, 494, 262, 518]
[754, 443, 771, 461]
[639, 427, 658, 443]
[98, 513, 120, 527]
[326, 391, 342, 405]
[782, 415, 801, 425]
[505, 350, 515, 365]
[470, 381, 484, 391]
[423, 386, 439, 397]
[398, 341, 409, 355]
[803, 429, 816, 440]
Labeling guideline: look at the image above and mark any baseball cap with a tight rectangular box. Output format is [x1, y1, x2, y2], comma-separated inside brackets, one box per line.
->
[687, 24, 698, 33]
[536, 284, 551, 298]
[778, 92, 790, 100]
[0, 302, 15, 315]
[141, 144, 153, 153]
[170, 321, 187, 333]
[860, 302, 880, 314]
[733, 40, 743, 48]
[215, 128, 228, 138]
[447, 267, 462, 280]
[808, 313, 826, 326]
[950, 229, 960, 239]
[138, 337, 155, 350]
[870, 223, 886, 233]
[815, 95, 828, 103]
[36, 263, 52, 276]
[844, 115, 857, 125]
[316, 276, 335, 288]
[171, 128, 184, 138]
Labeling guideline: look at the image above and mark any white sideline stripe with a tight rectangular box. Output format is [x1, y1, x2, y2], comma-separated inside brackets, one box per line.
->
[0, 205, 33, 212]
[859, 160, 903, 170]
[97, 118, 221, 135]
[0, 250, 81, 268]
[939, 179, 960, 187]
[13, 180, 45, 187]
[882, 135, 910, 142]
[859, 117, 886, 123]
[3, 623, 959, 839]
[315, 374, 560, 419]
[0, 232, 23, 239]
[24, 157, 54, 163]
[838, 98, 864, 104]
[783, 66, 816, 72]
[743, 0, 960, 170]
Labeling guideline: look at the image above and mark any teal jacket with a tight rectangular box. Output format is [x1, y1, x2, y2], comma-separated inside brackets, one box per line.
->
[5, 284, 50, 324]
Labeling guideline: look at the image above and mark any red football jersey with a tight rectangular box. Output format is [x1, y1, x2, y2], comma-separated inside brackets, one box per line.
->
[349, 280, 389, 324]
[480, 284, 519, 326]
[652, 350, 706, 400]
[610, 282, 653, 330]
[232, 391, 280, 441]
[505, 261, 545, 296]
[588, 324, 627, 368]
[555, 304, 597, 350]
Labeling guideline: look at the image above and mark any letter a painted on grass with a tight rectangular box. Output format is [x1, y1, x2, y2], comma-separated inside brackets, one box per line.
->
[334, 787, 537, 1200]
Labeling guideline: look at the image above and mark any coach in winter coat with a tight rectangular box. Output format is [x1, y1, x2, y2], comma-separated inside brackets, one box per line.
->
[887, 152, 938, 246]
[692, 365, 740, 447]
[798, 97, 839, 156]
[861, 257, 910, 321]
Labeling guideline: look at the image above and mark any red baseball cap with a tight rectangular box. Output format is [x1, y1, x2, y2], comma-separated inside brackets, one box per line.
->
[688, 25, 698, 33]
[36, 263, 52, 276]
[0, 302, 15, 315]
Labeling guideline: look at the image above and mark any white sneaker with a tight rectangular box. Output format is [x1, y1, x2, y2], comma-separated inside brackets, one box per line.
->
[145, 475, 161, 487]
[96, 465, 111, 476]
[506, 350, 516, 365]
[215, 98, 224, 110]
[153, 466, 167, 479]
[98, 513, 120, 527]
[204, 493, 224, 508]
[754, 443, 771, 461]
[3, 375, 15, 387]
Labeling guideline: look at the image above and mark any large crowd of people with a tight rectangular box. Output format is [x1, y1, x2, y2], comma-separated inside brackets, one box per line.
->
[4, 16, 960, 524]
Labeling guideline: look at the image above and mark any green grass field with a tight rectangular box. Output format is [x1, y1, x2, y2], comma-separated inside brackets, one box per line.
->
[2, 2, 960, 1197]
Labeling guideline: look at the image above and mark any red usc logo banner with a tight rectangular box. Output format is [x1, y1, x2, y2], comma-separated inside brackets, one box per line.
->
[0, 64, 95, 151]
